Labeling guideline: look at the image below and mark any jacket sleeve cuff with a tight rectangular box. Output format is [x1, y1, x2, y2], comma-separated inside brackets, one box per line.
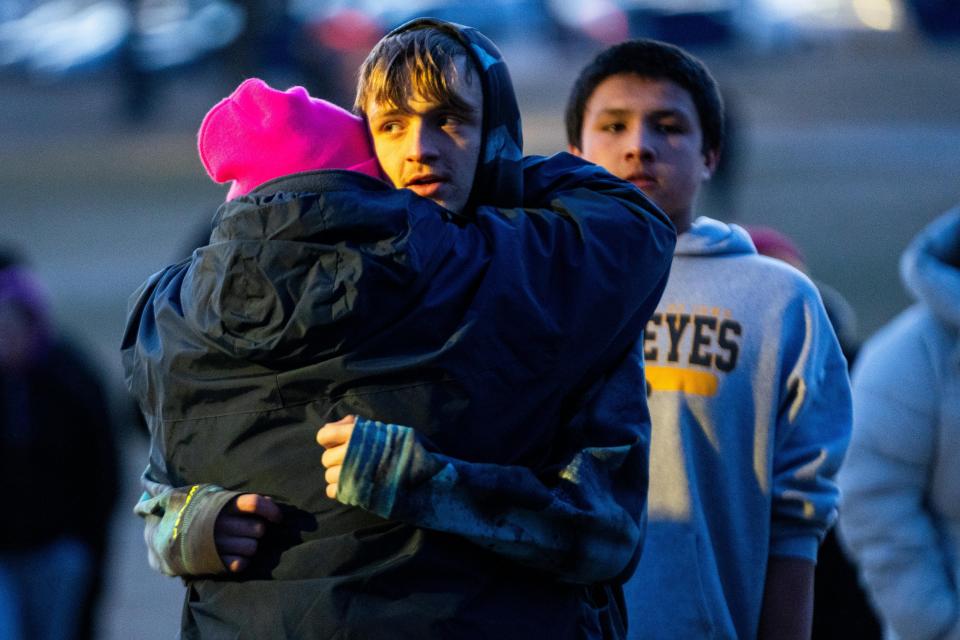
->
[336, 417, 416, 518]
[143, 485, 241, 576]
[178, 487, 242, 576]
[769, 532, 821, 563]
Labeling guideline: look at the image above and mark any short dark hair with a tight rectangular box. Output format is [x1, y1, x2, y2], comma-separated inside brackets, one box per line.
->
[565, 39, 724, 156]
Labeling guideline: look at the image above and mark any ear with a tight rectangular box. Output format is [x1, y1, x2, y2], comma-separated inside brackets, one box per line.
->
[701, 148, 720, 180]
[568, 144, 583, 158]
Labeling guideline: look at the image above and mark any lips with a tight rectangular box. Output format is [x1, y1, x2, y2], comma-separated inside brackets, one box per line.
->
[626, 172, 657, 190]
[405, 173, 447, 198]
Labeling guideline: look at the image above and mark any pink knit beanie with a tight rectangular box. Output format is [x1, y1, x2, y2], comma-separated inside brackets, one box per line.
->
[198, 78, 384, 200]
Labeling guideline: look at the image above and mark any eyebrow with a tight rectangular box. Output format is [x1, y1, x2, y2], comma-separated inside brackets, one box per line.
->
[594, 108, 632, 119]
[594, 107, 689, 120]
[369, 106, 411, 120]
[370, 98, 478, 121]
[648, 108, 689, 120]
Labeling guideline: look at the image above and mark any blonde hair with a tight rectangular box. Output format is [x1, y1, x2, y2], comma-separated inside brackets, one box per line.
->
[354, 27, 476, 115]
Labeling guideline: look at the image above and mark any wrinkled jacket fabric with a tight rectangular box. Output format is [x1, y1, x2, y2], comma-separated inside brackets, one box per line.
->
[126, 159, 671, 639]
[123, 19, 675, 639]
[839, 206, 960, 640]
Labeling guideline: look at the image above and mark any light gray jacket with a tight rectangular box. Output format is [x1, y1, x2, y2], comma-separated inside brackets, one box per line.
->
[839, 206, 960, 640]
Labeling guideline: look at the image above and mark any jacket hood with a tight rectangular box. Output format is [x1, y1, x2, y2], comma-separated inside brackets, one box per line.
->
[162, 170, 448, 365]
[901, 205, 960, 329]
[386, 18, 523, 210]
[675, 216, 756, 257]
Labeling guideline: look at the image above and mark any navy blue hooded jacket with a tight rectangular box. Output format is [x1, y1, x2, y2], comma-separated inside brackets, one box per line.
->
[124, 19, 675, 639]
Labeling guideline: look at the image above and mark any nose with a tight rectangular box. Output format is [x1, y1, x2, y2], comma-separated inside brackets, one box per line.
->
[625, 126, 656, 163]
[406, 120, 441, 164]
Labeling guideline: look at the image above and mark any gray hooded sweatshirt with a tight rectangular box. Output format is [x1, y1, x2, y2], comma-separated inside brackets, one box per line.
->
[625, 217, 851, 639]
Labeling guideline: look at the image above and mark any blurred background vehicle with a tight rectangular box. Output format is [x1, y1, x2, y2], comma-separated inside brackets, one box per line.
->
[3, 0, 951, 113]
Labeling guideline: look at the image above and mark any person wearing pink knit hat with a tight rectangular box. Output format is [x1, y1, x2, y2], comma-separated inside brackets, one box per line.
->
[198, 77, 385, 200]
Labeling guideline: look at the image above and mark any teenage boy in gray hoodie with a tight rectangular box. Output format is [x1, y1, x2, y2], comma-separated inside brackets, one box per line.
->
[565, 39, 852, 639]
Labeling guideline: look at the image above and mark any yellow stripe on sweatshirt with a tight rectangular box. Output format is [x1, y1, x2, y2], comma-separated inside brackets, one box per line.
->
[646, 366, 718, 397]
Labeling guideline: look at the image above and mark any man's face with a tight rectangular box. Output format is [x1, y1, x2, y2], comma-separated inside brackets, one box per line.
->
[365, 58, 483, 214]
[571, 73, 718, 232]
